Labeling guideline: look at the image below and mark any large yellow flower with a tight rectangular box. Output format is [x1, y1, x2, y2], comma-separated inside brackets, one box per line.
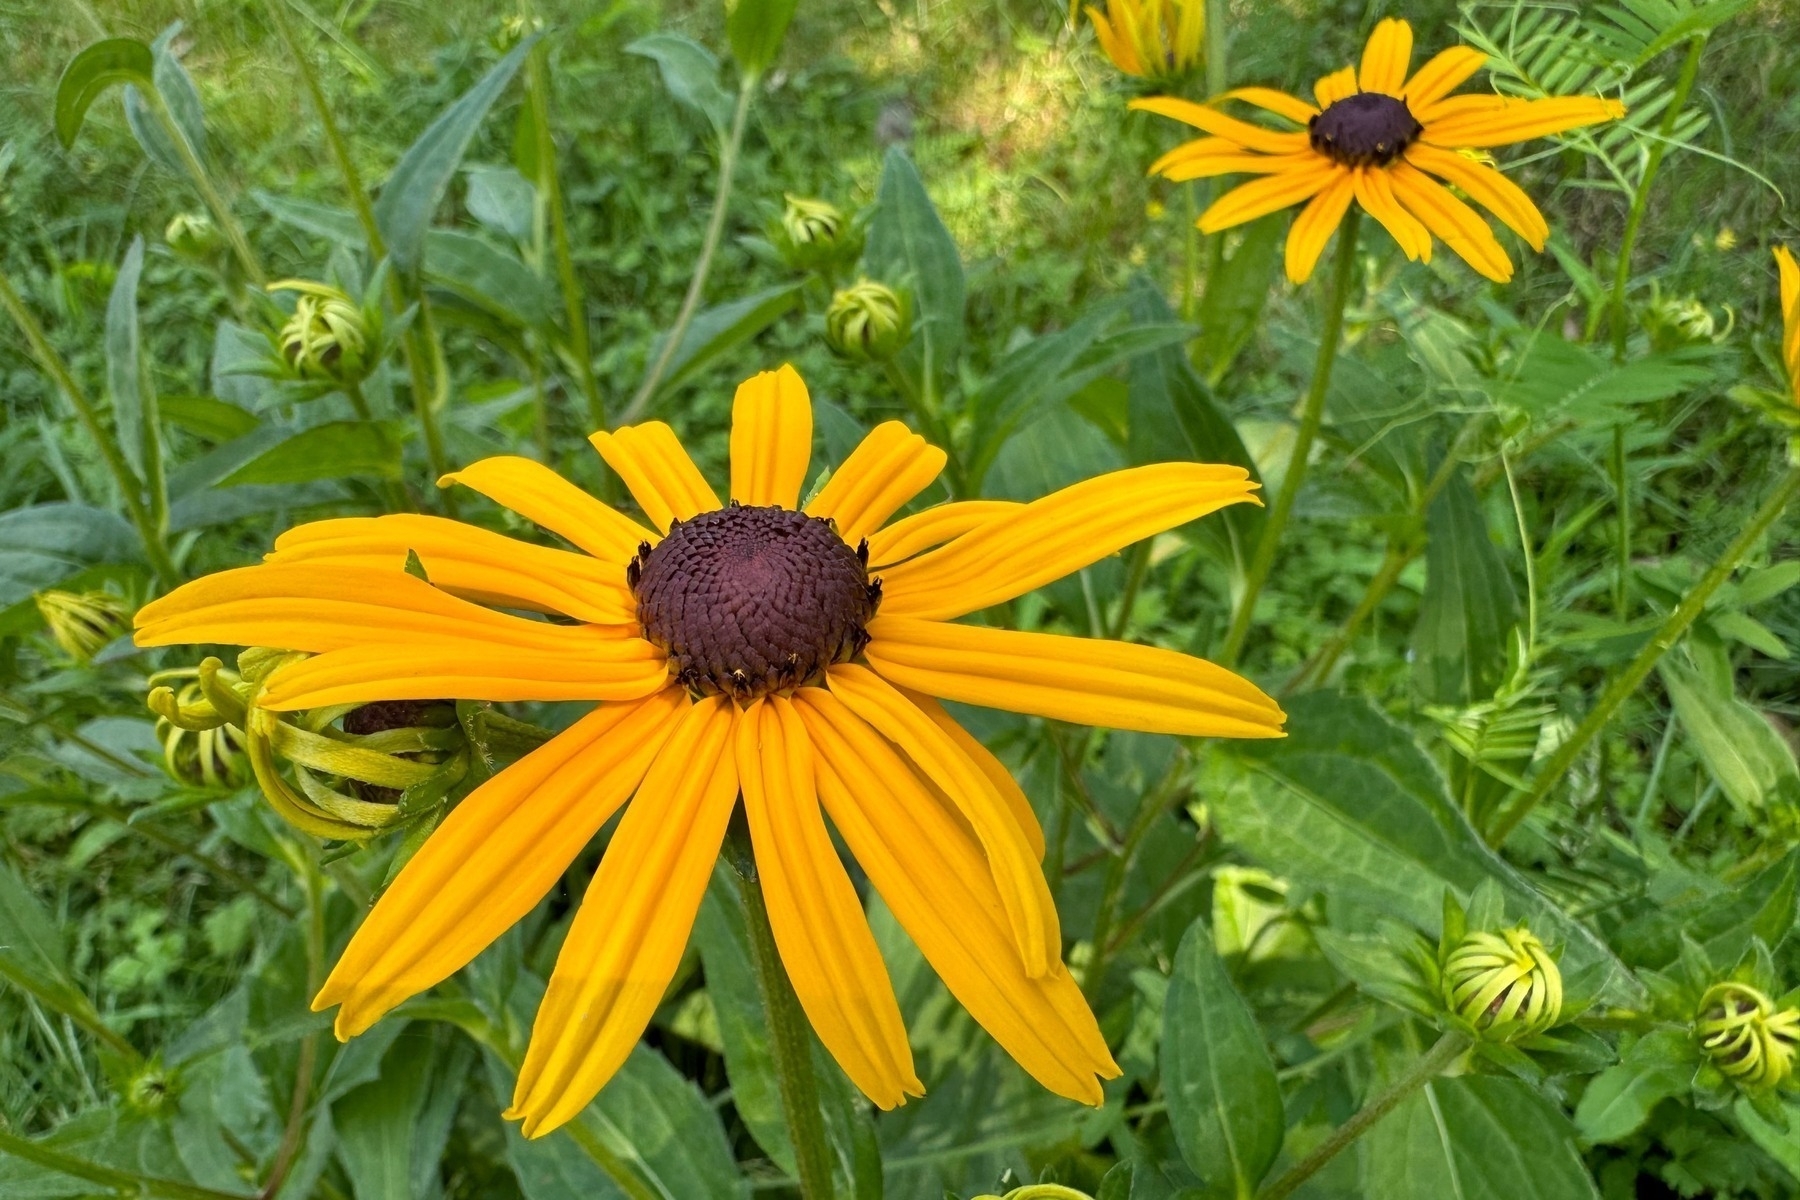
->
[1777, 246, 1799, 406]
[134, 365, 1284, 1135]
[1132, 18, 1625, 283]
[1087, 0, 1204, 84]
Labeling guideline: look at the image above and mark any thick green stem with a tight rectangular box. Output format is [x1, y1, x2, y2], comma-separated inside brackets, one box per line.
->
[727, 823, 835, 1200]
[620, 81, 756, 423]
[1487, 463, 1800, 845]
[1218, 209, 1361, 668]
[0, 1127, 250, 1200]
[144, 89, 265, 288]
[1256, 1032, 1468, 1200]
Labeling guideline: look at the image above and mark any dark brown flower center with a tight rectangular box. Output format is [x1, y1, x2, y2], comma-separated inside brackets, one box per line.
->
[1309, 92, 1421, 167]
[629, 504, 880, 700]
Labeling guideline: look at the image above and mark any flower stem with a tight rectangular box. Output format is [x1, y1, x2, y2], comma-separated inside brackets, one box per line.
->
[259, 846, 326, 1200]
[143, 89, 267, 289]
[1256, 1031, 1468, 1200]
[620, 80, 756, 424]
[726, 822, 835, 1200]
[0, 1127, 250, 1200]
[1486, 461, 1800, 846]
[1218, 208, 1361, 668]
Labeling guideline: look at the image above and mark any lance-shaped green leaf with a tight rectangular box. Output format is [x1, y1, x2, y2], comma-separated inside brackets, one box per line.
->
[1411, 470, 1519, 705]
[1195, 215, 1282, 386]
[1363, 1073, 1599, 1199]
[646, 282, 804, 399]
[726, 0, 800, 79]
[864, 146, 965, 388]
[1661, 646, 1800, 812]
[54, 37, 153, 148]
[105, 236, 157, 490]
[1573, 1029, 1694, 1145]
[123, 23, 209, 175]
[625, 34, 733, 137]
[0, 861, 116, 1038]
[0, 503, 141, 608]
[220, 421, 405, 487]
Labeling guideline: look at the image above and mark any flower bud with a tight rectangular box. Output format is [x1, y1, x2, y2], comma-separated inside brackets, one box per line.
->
[164, 212, 220, 261]
[1441, 927, 1563, 1041]
[972, 1186, 1094, 1200]
[271, 279, 371, 385]
[777, 195, 854, 270]
[825, 279, 910, 362]
[492, 14, 543, 52]
[35, 589, 131, 661]
[1086, 0, 1204, 84]
[124, 1062, 176, 1116]
[1696, 982, 1800, 1091]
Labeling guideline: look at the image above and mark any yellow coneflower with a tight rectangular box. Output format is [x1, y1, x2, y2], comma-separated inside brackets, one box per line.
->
[1132, 18, 1625, 283]
[134, 364, 1285, 1135]
[1777, 246, 1799, 406]
[1086, 0, 1204, 84]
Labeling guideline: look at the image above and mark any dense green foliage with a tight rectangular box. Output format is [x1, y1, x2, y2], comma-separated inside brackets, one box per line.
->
[4, 0, 1800, 1197]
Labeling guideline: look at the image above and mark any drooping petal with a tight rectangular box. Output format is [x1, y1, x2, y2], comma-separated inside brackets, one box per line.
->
[1404, 144, 1548, 250]
[1777, 246, 1800, 403]
[795, 688, 1118, 1105]
[1352, 166, 1433, 262]
[1401, 45, 1489, 111]
[864, 615, 1286, 739]
[1388, 160, 1514, 281]
[257, 638, 669, 710]
[313, 689, 687, 1037]
[439, 456, 654, 563]
[1314, 65, 1359, 109]
[730, 365, 813, 509]
[1128, 96, 1311, 155]
[1422, 95, 1625, 148]
[1285, 167, 1358, 283]
[1085, 3, 1142, 77]
[826, 664, 1058, 977]
[876, 463, 1258, 620]
[898, 687, 1044, 859]
[737, 696, 921, 1108]
[268, 515, 636, 625]
[1199, 161, 1342, 234]
[589, 422, 722, 532]
[510, 695, 740, 1136]
[804, 421, 948, 546]
[1216, 87, 1319, 125]
[865, 500, 1022, 569]
[1358, 18, 1414, 96]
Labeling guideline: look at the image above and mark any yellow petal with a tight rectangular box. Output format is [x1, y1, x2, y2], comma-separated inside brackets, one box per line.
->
[314, 689, 687, 1037]
[1216, 86, 1319, 125]
[864, 615, 1286, 739]
[877, 463, 1258, 620]
[1285, 167, 1357, 283]
[865, 500, 1022, 569]
[439, 455, 654, 563]
[1352, 166, 1432, 263]
[257, 637, 669, 710]
[1358, 18, 1413, 96]
[795, 688, 1118, 1105]
[804, 421, 948, 546]
[1422, 95, 1625, 149]
[1086, 4, 1142, 76]
[1405, 144, 1548, 251]
[738, 696, 922, 1108]
[1401, 45, 1488, 111]
[1314, 65, 1358, 109]
[730, 364, 813, 509]
[510, 695, 740, 1136]
[1128, 96, 1311, 155]
[268, 514, 636, 625]
[589, 422, 721, 532]
[897, 687, 1044, 859]
[1389, 160, 1513, 282]
[826, 664, 1058, 977]
[1199, 161, 1341, 234]
[1778, 246, 1800, 403]
[1156, 146, 1321, 183]
[1414, 94, 1509, 125]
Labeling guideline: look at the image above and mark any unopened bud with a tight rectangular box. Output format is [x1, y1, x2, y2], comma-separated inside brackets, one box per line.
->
[825, 279, 910, 362]
[1697, 982, 1800, 1092]
[164, 212, 220, 261]
[271, 279, 371, 385]
[1441, 927, 1563, 1041]
[35, 589, 131, 661]
[972, 1187, 1094, 1200]
[777, 195, 853, 270]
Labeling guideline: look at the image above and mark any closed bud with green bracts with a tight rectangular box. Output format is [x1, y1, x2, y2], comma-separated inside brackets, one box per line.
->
[825, 279, 910, 362]
[1696, 982, 1800, 1092]
[35, 589, 131, 661]
[270, 279, 372, 385]
[972, 1186, 1095, 1200]
[775, 195, 859, 270]
[164, 211, 220, 261]
[1441, 926, 1563, 1042]
[491, 14, 543, 52]
[123, 1062, 177, 1117]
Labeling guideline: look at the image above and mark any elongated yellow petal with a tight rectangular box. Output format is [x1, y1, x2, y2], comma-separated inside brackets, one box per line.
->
[795, 688, 1118, 1104]
[1314, 65, 1358, 109]
[1216, 86, 1319, 124]
[589, 422, 721, 532]
[257, 638, 669, 710]
[1778, 246, 1800, 404]
[510, 695, 740, 1136]
[1199, 161, 1341, 233]
[1422, 95, 1625, 148]
[1352, 166, 1432, 263]
[826, 664, 1057, 977]
[738, 697, 922, 1108]
[314, 690, 687, 1037]
[1358, 18, 1413, 96]
[804, 421, 947, 546]
[1414, 94, 1507, 125]
[877, 463, 1257, 620]
[1401, 45, 1488, 111]
[898, 687, 1044, 859]
[730, 365, 813, 509]
[1285, 167, 1357, 283]
[865, 616, 1285, 739]
[439, 456, 654, 563]
[1129, 96, 1310, 155]
[268, 515, 636, 625]
[865, 500, 1022, 569]
[1157, 147, 1320, 183]
[1086, 4, 1142, 76]
[1405, 144, 1548, 250]
[1389, 160, 1513, 282]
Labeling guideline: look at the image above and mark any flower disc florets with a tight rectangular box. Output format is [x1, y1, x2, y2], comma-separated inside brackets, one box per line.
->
[630, 504, 880, 700]
[1309, 92, 1422, 167]
[1697, 982, 1800, 1091]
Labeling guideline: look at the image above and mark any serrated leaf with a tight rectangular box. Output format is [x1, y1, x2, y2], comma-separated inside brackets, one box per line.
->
[53, 37, 153, 149]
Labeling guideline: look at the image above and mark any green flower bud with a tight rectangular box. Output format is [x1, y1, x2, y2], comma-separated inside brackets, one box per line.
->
[1441, 927, 1563, 1041]
[164, 211, 220, 261]
[777, 195, 856, 269]
[972, 1187, 1094, 1200]
[1696, 982, 1800, 1091]
[825, 279, 910, 362]
[492, 14, 544, 52]
[124, 1062, 176, 1116]
[271, 279, 371, 385]
[35, 589, 131, 661]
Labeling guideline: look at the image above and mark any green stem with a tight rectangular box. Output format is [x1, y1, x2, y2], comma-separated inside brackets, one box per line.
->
[1611, 424, 1630, 616]
[726, 822, 835, 1200]
[0, 1127, 251, 1200]
[259, 850, 325, 1200]
[1082, 753, 1188, 1002]
[619, 81, 756, 424]
[1487, 462, 1800, 845]
[408, 294, 455, 501]
[0, 270, 180, 585]
[1218, 209, 1361, 668]
[144, 89, 266, 288]
[1255, 1031, 1468, 1200]
[1608, 34, 1705, 360]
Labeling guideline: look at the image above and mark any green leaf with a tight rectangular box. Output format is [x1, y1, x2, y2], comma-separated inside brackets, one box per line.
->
[158, 394, 259, 442]
[375, 36, 537, 275]
[625, 34, 733, 137]
[1573, 1029, 1695, 1145]
[465, 162, 536, 243]
[336, 1028, 467, 1200]
[1660, 652, 1800, 812]
[104, 235, 155, 487]
[1733, 1093, 1800, 1181]
[123, 24, 209, 175]
[1195, 215, 1281, 386]
[53, 37, 152, 149]
[1737, 560, 1800, 607]
[1362, 1073, 1599, 1199]
[864, 146, 966, 387]
[1495, 336, 1716, 425]
[0, 860, 111, 1036]
[0, 503, 141, 607]
[1162, 917, 1284, 1193]
[646, 282, 805, 399]
[220, 421, 404, 486]
[1615, 847, 1800, 971]
[0, 1110, 199, 1199]
[1411, 470, 1520, 705]
[726, 0, 800, 78]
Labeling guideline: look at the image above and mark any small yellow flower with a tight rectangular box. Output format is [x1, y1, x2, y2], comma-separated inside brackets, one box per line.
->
[1441, 926, 1562, 1041]
[35, 589, 131, 661]
[1715, 227, 1737, 252]
[1087, 0, 1204, 84]
[1133, 18, 1625, 283]
[1697, 982, 1800, 1091]
[1776, 246, 1799, 408]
